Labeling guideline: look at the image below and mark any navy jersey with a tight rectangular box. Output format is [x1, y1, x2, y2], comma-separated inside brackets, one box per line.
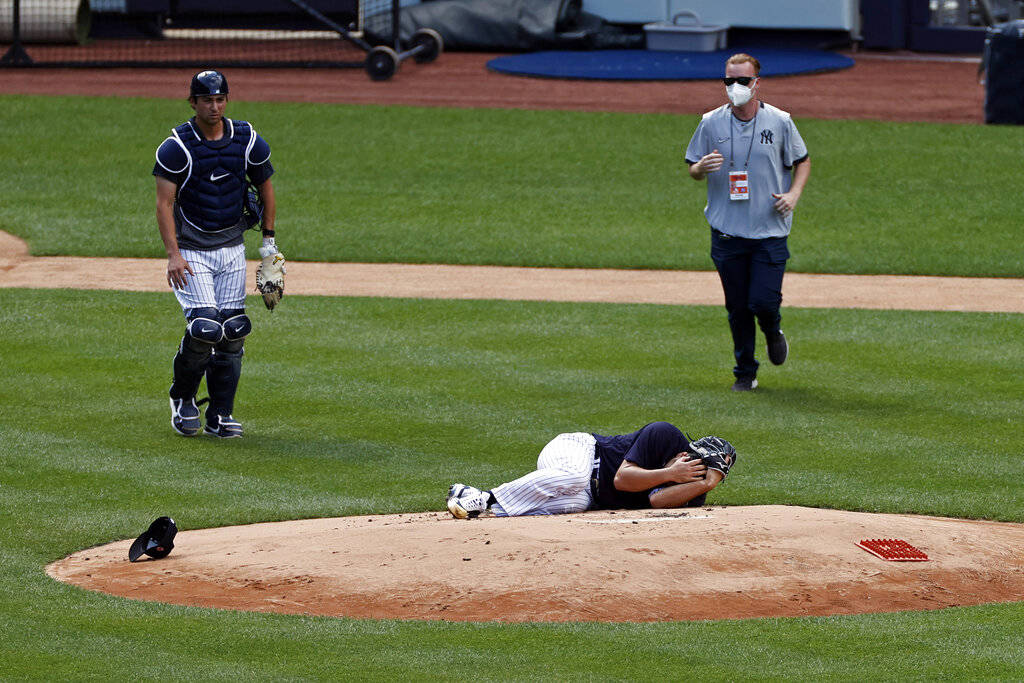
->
[592, 422, 691, 509]
[154, 117, 273, 250]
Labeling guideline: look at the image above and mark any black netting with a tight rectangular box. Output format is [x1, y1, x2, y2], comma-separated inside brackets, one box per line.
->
[1, 0, 399, 67]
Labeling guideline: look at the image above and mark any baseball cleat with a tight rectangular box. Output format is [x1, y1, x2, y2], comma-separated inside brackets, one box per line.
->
[731, 377, 758, 392]
[204, 414, 243, 438]
[169, 396, 201, 436]
[448, 483, 481, 500]
[446, 484, 489, 519]
[767, 330, 789, 366]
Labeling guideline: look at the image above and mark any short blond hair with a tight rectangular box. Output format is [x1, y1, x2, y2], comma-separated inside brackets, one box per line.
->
[726, 53, 761, 75]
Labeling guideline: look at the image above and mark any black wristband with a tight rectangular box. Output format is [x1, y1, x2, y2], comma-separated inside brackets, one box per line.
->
[261, 229, 275, 237]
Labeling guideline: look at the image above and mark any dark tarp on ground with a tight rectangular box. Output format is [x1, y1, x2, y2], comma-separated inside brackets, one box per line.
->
[398, 0, 642, 51]
[984, 20, 1024, 124]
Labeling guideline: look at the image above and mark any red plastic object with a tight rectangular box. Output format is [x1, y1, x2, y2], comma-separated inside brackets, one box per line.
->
[856, 538, 929, 561]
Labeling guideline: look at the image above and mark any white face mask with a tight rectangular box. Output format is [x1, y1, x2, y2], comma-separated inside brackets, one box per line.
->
[726, 82, 754, 107]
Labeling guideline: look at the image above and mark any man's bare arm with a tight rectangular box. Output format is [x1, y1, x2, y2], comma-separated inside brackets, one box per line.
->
[156, 177, 192, 289]
[613, 455, 707, 492]
[648, 470, 723, 508]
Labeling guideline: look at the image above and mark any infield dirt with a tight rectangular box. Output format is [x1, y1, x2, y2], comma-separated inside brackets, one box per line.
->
[48, 506, 1024, 622]
[2, 230, 1022, 312]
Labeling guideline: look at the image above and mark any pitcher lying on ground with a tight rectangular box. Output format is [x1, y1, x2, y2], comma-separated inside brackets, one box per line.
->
[446, 421, 736, 518]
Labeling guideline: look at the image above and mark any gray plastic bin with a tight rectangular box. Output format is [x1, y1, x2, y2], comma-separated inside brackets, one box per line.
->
[644, 10, 728, 52]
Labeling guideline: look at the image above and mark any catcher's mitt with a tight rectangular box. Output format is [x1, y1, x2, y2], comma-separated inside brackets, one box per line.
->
[688, 435, 737, 477]
[256, 245, 286, 310]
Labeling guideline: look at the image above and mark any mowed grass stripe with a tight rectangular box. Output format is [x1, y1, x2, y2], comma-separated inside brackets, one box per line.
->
[1, 288, 1022, 678]
[1, 95, 1022, 276]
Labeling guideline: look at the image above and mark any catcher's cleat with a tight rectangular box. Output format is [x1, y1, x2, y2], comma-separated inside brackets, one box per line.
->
[169, 396, 201, 436]
[205, 414, 243, 439]
[731, 377, 758, 392]
[446, 484, 489, 519]
[767, 330, 789, 366]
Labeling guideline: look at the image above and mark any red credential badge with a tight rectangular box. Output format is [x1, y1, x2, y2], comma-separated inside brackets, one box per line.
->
[729, 170, 749, 201]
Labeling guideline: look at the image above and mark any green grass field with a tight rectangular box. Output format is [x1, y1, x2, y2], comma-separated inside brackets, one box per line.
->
[1, 94, 1022, 276]
[1, 92, 1023, 680]
[1, 290, 1022, 679]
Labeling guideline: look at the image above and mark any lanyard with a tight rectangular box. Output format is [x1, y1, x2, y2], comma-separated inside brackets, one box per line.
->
[729, 110, 758, 169]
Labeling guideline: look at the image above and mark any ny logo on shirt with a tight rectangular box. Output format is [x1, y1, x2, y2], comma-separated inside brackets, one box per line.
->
[760, 130, 774, 145]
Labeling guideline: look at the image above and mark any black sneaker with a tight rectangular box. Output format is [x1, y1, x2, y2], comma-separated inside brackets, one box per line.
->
[205, 414, 243, 438]
[169, 396, 201, 436]
[731, 377, 758, 392]
[767, 331, 789, 366]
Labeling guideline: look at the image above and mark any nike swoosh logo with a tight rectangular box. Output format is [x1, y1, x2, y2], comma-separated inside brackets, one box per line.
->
[716, 137, 729, 143]
[210, 172, 230, 182]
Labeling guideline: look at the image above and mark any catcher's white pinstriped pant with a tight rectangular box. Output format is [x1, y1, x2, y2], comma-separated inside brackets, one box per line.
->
[174, 244, 247, 313]
[491, 432, 597, 516]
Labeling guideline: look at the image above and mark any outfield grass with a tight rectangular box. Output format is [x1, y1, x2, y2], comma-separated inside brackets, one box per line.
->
[1, 289, 1022, 679]
[1, 95, 1023, 277]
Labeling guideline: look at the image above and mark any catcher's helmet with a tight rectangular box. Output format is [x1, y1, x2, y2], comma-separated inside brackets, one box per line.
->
[190, 70, 229, 98]
[128, 516, 178, 562]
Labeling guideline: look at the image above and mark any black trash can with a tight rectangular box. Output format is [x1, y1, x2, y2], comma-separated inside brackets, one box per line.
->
[984, 20, 1024, 124]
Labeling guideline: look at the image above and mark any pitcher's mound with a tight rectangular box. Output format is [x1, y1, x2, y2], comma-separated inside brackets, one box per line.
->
[47, 505, 1024, 622]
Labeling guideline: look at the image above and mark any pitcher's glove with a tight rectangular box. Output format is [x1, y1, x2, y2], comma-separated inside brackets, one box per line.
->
[256, 245, 286, 310]
[688, 436, 737, 477]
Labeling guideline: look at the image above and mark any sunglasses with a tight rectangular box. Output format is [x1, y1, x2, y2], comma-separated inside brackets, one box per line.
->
[723, 77, 755, 86]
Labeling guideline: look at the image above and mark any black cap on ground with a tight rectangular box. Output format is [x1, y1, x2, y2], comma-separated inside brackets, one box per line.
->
[128, 516, 177, 562]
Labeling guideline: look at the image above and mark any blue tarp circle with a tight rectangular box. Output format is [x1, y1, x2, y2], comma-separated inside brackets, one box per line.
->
[487, 48, 855, 81]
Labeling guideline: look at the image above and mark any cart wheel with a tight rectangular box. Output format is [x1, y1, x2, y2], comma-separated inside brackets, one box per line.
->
[410, 28, 443, 64]
[366, 46, 399, 81]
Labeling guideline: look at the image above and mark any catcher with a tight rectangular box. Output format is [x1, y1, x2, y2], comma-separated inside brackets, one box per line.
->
[447, 421, 736, 518]
[155, 69, 286, 439]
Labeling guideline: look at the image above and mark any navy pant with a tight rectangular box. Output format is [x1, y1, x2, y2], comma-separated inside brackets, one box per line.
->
[710, 229, 789, 380]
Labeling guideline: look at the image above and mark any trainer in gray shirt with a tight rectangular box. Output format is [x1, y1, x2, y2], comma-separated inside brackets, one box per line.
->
[683, 52, 811, 393]
[684, 102, 808, 239]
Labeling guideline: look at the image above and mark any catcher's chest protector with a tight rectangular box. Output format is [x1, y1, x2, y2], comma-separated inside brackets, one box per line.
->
[173, 119, 253, 231]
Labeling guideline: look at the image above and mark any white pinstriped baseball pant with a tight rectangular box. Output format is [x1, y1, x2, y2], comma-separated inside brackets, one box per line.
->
[174, 244, 247, 313]
[491, 432, 597, 517]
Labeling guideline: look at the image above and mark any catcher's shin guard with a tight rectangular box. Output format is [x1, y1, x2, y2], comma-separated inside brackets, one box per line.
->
[205, 345, 243, 419]
[200, 309, 248, 437]
[169, 309, 222, 400]
[203, 347, 243, 438]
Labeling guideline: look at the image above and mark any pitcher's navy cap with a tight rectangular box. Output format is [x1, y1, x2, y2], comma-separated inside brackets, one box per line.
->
[128, 516, 177, 562]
